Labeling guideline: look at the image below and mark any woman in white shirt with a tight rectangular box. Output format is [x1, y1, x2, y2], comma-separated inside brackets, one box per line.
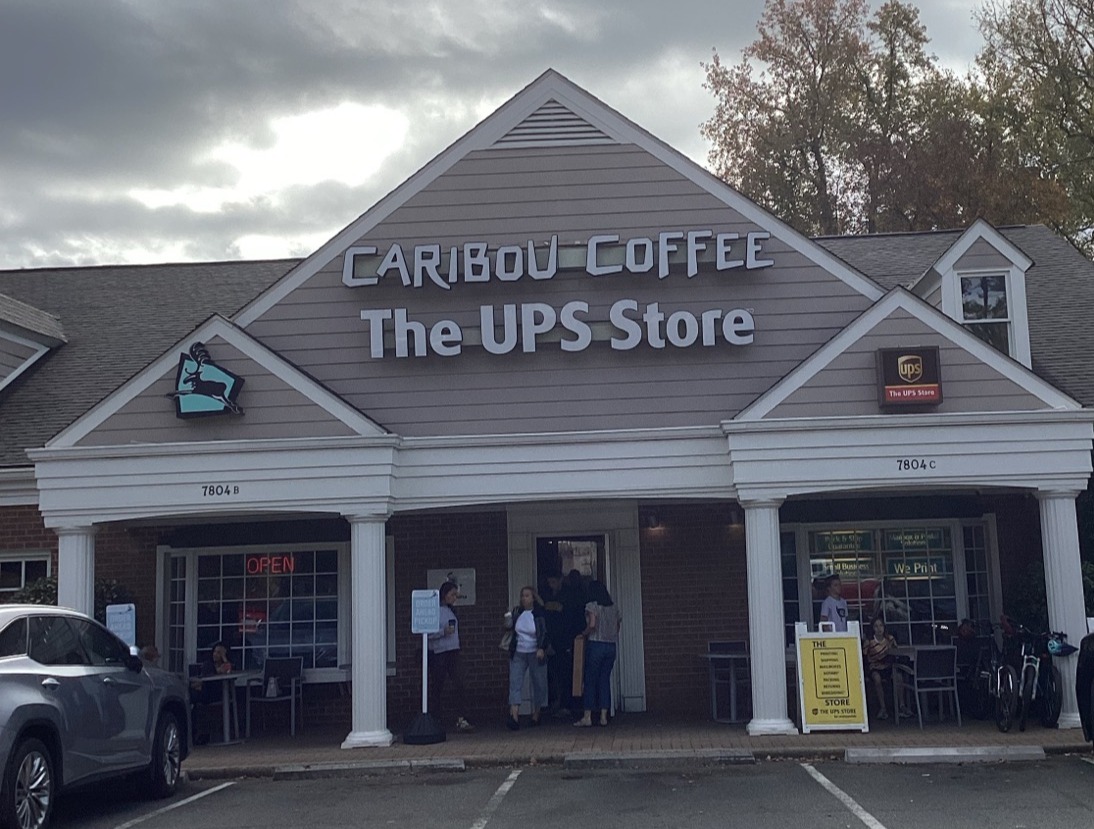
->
[575, 580, 621, 727]
[504, 586, 549, 730]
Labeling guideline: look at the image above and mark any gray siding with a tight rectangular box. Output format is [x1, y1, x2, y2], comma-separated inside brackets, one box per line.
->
[77, 337, 358, 446]
[245, 144, 876, 436]
[0, 335, 36, 378]
[767, 308, 1049, 418]
[954, 238, 1013, 272]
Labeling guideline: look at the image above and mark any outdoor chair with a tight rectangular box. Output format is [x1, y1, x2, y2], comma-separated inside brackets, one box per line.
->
[246, 656, 304, 737]
[902, 645, 962, 729]
[705, 641, 750, 723]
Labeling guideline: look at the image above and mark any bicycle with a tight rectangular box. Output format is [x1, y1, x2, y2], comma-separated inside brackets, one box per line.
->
[968, 623, 1019, 732]
[1002, 618, 1074, 731]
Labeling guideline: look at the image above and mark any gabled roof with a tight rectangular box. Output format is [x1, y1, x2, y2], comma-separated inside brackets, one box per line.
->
[0, 260, 295, 466]
[737, 288, 1080, 421]
[50, 315, 386, 447]
[233, 68, 884, 327]
[817, 226, 1094, 407]
[0, 293, 66, 344]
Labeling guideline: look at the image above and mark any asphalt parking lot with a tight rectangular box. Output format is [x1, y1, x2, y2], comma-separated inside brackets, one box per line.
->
[52, 754, 1094, 829]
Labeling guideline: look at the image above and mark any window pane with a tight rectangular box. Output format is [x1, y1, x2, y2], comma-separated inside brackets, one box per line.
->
[966, 321, 1010, 354]
[0, 617, 27, 657]
[0, 562, 21, 590]
[961, 275, 1008, 320]
[24, 560, 47, 583]
[29, 616, 87, 666]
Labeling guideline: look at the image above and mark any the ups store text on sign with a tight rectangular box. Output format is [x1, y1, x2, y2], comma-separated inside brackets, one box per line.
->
[877, 347, 942, 406]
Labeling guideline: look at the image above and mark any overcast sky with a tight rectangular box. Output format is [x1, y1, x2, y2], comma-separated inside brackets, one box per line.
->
[0, 0, 984, 269]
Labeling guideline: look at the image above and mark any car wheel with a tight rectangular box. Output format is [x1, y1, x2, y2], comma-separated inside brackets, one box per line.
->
[1, 738, 54, 829]
[142, 712, 182, 800]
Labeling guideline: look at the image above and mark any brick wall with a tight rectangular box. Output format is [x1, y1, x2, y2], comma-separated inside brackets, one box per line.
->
[639, 503, 747, 715]
[386, 511, 510, 728]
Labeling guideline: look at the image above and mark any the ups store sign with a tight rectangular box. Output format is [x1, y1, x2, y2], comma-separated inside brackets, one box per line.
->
[877, 347, 942, 407]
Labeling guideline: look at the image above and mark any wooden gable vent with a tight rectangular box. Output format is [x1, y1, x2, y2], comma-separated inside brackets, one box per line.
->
[492, 99, 616, 148]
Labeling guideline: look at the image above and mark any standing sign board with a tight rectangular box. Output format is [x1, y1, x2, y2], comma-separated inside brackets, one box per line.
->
[411, 590, 441, 634]
[795, 621, 869, 733]
[105, 603, 137, 646]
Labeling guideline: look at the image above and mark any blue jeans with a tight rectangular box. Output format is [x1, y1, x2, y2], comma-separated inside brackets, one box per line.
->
[508, 651, 548, 707]
[583, 640, 617, 711]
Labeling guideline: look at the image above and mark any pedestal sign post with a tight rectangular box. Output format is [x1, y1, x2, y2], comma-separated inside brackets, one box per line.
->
[404, 589, 445, 744]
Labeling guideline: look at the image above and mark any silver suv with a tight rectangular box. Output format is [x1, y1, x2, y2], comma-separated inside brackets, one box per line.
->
[0, 605, 190, 829]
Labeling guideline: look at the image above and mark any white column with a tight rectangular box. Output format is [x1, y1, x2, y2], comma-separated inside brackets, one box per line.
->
[56, 526, 96, 616]
[1037, 490, 1088, 729]
[742, 499, 797, 735]
[342, 514, 394, 748]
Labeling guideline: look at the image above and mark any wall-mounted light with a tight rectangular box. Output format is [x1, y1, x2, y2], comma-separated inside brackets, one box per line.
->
[729, 506, 743, 526]
[644, 513, 660, 530]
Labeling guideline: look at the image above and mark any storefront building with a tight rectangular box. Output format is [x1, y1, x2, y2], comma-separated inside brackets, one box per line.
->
[2, 71, 1093, 746]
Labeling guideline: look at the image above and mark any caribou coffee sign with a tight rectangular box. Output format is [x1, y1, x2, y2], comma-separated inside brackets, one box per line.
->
[342, 230, 773, 359]
[166, 342, 245, 418]
[877, 347, 942, 406]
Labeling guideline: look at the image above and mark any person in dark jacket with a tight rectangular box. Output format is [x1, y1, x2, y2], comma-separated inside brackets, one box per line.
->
[504, 585, 549, 730]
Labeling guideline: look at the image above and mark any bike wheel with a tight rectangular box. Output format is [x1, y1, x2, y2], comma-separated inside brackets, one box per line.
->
[1018, 664, 1036, 732]
[1040, 664, 1062, 728]
[996, 665, 1017, 733]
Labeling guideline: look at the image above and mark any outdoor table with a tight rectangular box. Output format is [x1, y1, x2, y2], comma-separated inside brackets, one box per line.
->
[196, 670, 262, 745]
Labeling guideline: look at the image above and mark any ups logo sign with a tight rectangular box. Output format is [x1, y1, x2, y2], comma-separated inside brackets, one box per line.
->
[897, 355, 924, 384]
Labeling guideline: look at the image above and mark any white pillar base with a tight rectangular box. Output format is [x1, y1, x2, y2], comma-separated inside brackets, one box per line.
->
[747, 717, 799, 736]
[341, 729, 395, 748]
[1056, 712, 1082, 731]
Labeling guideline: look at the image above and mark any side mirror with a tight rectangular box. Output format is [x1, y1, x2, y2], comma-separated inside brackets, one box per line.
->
[127, 645, 145, 672]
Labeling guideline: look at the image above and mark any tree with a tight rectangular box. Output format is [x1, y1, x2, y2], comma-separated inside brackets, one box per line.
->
[977, 0, 1094, 256]
[701, 0, 1074, 239]
[702, 0, 870, 236]
[10, 575, 133, 625]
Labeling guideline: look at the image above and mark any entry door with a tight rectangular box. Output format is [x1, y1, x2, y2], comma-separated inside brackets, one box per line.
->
[507, 501, 646, 713]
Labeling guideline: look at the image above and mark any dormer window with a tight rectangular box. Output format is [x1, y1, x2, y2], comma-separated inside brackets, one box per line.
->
[959, 273, 1010, 354]
[930, 220, 1032, 369]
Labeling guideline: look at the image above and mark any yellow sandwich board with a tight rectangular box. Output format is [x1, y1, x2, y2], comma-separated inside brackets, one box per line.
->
[795, 621, 868, 733]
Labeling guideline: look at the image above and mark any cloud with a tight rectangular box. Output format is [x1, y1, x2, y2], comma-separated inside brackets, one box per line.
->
[0, 0, 982, 269]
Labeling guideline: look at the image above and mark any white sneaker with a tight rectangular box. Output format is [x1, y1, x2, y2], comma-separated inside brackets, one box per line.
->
[455, 717, 475, 732]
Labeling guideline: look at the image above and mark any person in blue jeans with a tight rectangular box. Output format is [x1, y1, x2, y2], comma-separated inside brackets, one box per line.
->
[575, 580, 621, 727]
[505, 586, 549, 730]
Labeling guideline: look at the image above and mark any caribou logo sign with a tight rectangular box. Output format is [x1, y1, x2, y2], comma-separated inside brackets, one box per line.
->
[165, 342, 244, 418]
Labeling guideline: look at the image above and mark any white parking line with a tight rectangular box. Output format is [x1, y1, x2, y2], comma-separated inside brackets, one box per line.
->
[469, 769, 522, 829]
[801, 763, 888, 829]
[111, 782, 236, 829]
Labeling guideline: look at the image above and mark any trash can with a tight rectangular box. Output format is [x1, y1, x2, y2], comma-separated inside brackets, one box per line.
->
[1077, 633, 1094, 743]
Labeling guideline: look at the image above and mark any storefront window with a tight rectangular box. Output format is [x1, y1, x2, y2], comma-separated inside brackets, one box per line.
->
[808, 527, 958, 646]
[165, 545, 343, 675]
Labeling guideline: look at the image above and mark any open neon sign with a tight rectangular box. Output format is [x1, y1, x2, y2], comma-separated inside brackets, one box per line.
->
[245, 554, 296, 575]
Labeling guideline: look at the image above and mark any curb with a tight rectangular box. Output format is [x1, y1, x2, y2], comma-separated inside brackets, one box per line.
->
[845, 746, 1046, 764]
[272, 758, 466, 779]
[564, 749, 755, 769]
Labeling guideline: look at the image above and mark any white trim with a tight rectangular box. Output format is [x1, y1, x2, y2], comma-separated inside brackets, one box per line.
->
[234, 69, 883, 329]
[724, 411, 1094, 502]
[0, 467, 38, 506]
[736, 288, 1078, 422]
[942, 266, 1032, 368]
[930, 219, 1032, 276]
[0, 329, 50, 395]
[46, 315, 387, 448]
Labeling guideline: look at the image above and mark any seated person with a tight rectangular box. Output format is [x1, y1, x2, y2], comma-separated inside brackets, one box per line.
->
[863, 617, 911, 721]
[189, 642, 234, 743]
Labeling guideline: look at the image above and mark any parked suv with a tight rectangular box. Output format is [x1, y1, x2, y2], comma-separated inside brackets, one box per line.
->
[0, 605, 190, 829]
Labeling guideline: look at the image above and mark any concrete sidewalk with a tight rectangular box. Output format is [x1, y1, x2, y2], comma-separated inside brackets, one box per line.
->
[182, 714, 1093, 779]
